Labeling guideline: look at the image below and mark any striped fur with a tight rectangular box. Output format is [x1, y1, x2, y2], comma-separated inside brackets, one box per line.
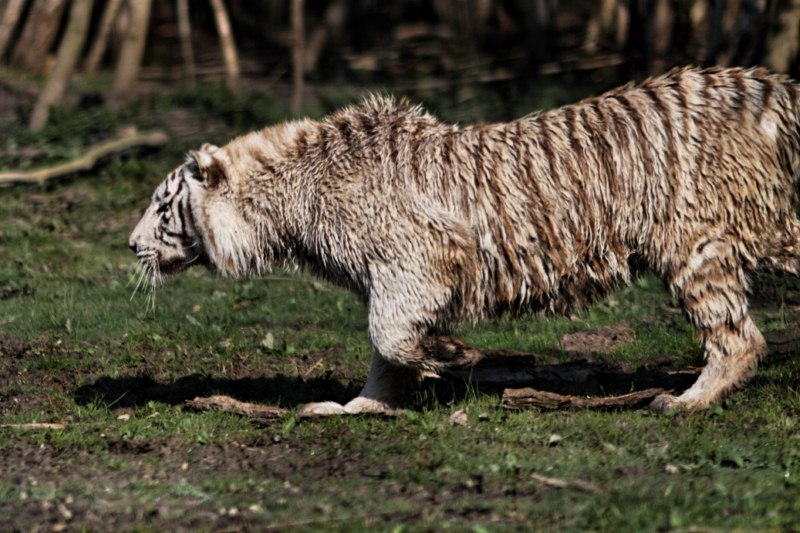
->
[130, 67, 800, 414]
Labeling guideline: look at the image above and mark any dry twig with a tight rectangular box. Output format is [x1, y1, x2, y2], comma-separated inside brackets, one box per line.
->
[1, 422, 66, 430]
[185, 395, 286, 422]
[0, 129, 168, 186]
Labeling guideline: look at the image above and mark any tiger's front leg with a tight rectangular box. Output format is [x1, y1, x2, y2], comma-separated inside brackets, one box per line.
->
[301, 353, 422, 416]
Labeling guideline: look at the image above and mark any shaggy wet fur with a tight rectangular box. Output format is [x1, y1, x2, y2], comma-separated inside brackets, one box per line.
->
[130, 67, 800, 414]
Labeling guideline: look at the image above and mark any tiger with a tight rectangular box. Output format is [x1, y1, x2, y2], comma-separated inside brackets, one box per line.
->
[129, 66, 800, 415]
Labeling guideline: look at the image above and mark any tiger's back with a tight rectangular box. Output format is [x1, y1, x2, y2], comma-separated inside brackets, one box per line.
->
[372, 67, 800, 319]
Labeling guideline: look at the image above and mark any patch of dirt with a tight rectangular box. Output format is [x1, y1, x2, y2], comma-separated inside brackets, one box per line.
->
[0, 334, 79, 416]
[0, 434, 296, 531]
[0, 429, 444, 531]
[559, 321, 635, 354]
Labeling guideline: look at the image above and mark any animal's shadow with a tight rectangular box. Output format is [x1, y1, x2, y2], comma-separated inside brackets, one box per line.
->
[73, 373, 362, 409]
[73, 354, 700, 411]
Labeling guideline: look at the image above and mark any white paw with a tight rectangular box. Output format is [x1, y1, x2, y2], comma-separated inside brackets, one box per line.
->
[649, 393, 709, 414]
[299, 401, 347, 417]
[343, 396, 397, 414]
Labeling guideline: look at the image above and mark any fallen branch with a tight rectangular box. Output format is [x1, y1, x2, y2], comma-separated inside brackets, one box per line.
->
[0, 129, 168, 186]
[1, 422, 66, 430]
[502, 387, 668, 410]
[185, 395, 286, 422]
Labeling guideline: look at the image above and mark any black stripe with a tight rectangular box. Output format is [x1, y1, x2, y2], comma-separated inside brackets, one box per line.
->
[643, 85, 678, 224]
[334, 115, 354, 149]
[615, 94, 653, 176]
[175, 196, 186, 234]
[644, 85, 677, 169]
[475, 127, 486, 189]
[757, 76, 774, 122]
[673, 70, 690, 141]
[584, 104, 617, 199]
[733, 69, 747, 119]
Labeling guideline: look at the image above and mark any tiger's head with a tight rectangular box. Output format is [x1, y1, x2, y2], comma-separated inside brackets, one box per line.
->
[128, 142, 261, 286]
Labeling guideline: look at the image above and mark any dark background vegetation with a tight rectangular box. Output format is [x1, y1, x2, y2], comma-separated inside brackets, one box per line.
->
[2, 0, 800, 131]
[2, 1, 800, 531]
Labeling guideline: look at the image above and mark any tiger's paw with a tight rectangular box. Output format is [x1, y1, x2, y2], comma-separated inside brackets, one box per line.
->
[300, 401, 347, 417]
[300, 397, 405, 417]
[649, 393, 709, 414]
[343, 396, 404, 415]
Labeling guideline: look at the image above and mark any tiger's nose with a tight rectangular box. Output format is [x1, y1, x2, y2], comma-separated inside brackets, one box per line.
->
[128, 240, 138, 254]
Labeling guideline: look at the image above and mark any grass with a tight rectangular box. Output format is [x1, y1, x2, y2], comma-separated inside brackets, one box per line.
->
[2, 82, 800, 531]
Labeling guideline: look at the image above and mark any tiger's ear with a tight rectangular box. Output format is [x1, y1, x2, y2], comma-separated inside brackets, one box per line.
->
[188, 144, 225, 188]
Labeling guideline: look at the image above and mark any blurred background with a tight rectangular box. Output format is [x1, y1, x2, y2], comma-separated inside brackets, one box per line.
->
[2, 0, 800, 136]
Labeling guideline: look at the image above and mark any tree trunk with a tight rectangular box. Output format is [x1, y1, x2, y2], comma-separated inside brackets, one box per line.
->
[29, 0, 94, 131]
[290, 0, 304, 115]
[108, 0, 152, 110]
[649, 0, 673, 74]
[208, 0, 239, 94]
[0, 0, 27, 61]
[83, 0, 124, 75]
[766, 0, 800, 73]
[176, 0, 195, 82]
[11, 0, 66, 74]
[304, 0, 344, 74]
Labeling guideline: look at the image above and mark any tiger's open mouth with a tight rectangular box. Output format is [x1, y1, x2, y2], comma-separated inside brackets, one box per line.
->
[157, 258, 191, 275]
[135, 250, 199, 278]
[159, 249, 210, 275]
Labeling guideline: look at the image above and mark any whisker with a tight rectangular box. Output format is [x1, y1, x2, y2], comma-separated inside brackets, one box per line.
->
[130, 263, 146, 301]
[126, 263, 141, 288]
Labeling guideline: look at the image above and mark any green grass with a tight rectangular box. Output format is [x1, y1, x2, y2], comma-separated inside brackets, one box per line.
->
[2, 84, 800, 531]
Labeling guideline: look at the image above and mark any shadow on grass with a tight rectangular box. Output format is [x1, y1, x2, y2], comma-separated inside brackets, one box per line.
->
[73, 356, 700, 411]
[73, 374, 363, 409]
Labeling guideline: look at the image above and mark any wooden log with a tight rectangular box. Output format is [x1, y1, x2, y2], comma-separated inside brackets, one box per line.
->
[185, 395, 286, 422]
[764, 325, 800, 356]
[502, 387, 668, 410]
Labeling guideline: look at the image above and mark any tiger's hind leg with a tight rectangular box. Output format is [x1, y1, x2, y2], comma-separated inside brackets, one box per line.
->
[651, 238, 767, 413]
[759, 219, 800, 276]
